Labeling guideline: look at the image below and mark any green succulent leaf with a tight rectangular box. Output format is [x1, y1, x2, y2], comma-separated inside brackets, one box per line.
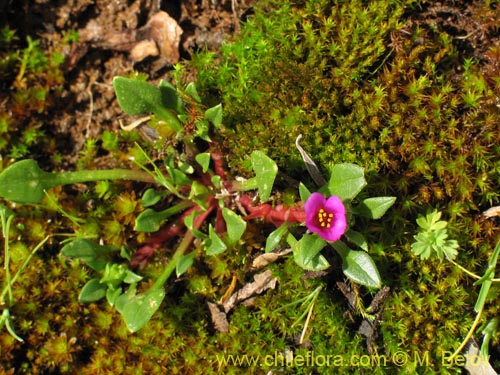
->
[159, 80, 185, 114]
[0, 159, 53, 204]
[265, 222, 289, 253]
[344, 229, 368, 251]
[184, 210, 206, 239]
[352, 196, 396, 219]
[189, 181, 210, 210]
[61, 239, 116, 272]
[113, 76, 182, 133]
[290, 233, 330, 271]
[141, 188, 165, 207]
[298, 182, 311, 202]
[106, 287, 123, 307]
[195, 152, 211, 173]
[185, 82, 201, 103]
[324, 163, 367, 201]
[205, 103, 223, 129]
[79, 278, 107, 302]
[206, 224, 227, 255]
[250, 150, 278, 201]
[115, 285, 166, 333]
[222, 208, 247, 244]
[332, 241, 381, 288]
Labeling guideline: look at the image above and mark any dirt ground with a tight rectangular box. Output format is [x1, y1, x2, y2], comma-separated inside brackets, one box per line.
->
[1, 0, 254, 165]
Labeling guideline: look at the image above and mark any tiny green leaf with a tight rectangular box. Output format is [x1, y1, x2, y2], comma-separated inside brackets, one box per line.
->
[205, 103, 223, 128]
[333, 241, 381, 288]
[141, 188, 165, 207]
[115, 285, 166, 333]
[123, 270, 143, 284]
[206, 224, 227, 255]
[113, 77, 161, 115]
[194, 119, 211, 141]
[185, 82, 201, 103]
[106, 287, 122, 306]
[222, 208, 247, 244]
[344, 229, 368, 251]
[134, 208, 169, 232]
[353, 196, 396, 219]
[250, 150, 278, 201]
[189, 181, 210, 210]
[324, 163, 366, 201]
[298, 182, 311, 203]
[195, 153, 211, 173]
[135, 201, 192, 233]
[292, 233, 330, 271]
[159, 80, 184, 114]
[184, 210, 206, 238]
[61, 239, 116, 272]
[411, 210, 459, 261]
[265, 223, 289, 253]
[113, 77, 182, 133]
[176, 251, 196, 277]
[0, 159, 53, 204]
[79, 278, 107, 302]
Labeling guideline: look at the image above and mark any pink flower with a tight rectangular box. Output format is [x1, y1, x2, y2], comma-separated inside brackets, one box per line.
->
[305, 192, 347, 242]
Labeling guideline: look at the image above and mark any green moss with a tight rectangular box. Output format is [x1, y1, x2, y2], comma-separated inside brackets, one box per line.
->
[0, 28, 65, 159]
[188, 0, 500, 373]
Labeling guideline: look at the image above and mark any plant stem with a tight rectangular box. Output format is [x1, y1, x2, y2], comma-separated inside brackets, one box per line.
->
[1, 235, 50, 303]
[2, 214, 14, 305]
[151, 204, 215, 290]
[46, 169, 157, 188]
[152, 231, 194, 290]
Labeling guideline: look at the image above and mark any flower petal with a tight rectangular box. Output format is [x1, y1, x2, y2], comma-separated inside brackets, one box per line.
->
[304, 192, 347, 242]
[305, 192, 326, 230]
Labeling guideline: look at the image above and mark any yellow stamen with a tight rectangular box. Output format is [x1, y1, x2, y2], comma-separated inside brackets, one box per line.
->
[317, 209, 334, 229]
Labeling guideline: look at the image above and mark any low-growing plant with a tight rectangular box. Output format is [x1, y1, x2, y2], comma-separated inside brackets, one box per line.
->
[0, 76, 396, 333]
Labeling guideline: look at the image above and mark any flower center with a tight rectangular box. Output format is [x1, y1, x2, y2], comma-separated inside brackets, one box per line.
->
[317, 208, 334, 228]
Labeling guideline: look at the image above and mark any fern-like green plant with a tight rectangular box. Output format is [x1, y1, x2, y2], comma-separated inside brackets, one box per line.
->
[411, 210, 459, 261]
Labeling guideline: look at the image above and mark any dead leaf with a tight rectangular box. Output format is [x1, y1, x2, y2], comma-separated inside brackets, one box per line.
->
[132, 11, 182, 64]
[251, 248, 292, 269]
[483, 206, 500, 219]
[464, 338, 497, 375]
[130, 40, 159, 61]
[222, 270, 278, 313]
[207, 302, 229, 333]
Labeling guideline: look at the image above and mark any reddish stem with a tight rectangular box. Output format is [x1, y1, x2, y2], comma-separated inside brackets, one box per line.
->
[131, 197, 217, 269]
[239, 194, 306, 227]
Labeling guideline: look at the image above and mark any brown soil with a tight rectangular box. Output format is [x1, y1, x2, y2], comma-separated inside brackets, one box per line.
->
[1, 0, 253, 165]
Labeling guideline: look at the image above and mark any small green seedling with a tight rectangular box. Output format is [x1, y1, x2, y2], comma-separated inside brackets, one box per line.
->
[0, 159, 156, 204]
[0, 205, 49, 341]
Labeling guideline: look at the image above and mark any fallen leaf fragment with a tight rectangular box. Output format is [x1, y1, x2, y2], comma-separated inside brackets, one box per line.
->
[251, 248, 292, 269]
[132, 11, 182, 64]
[208, 270, 278, 333]
[207, 302, 229, 333]
[463, 338, 496, 375]
[483, 206, 500, 219]
[223, 270, 277, 313]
